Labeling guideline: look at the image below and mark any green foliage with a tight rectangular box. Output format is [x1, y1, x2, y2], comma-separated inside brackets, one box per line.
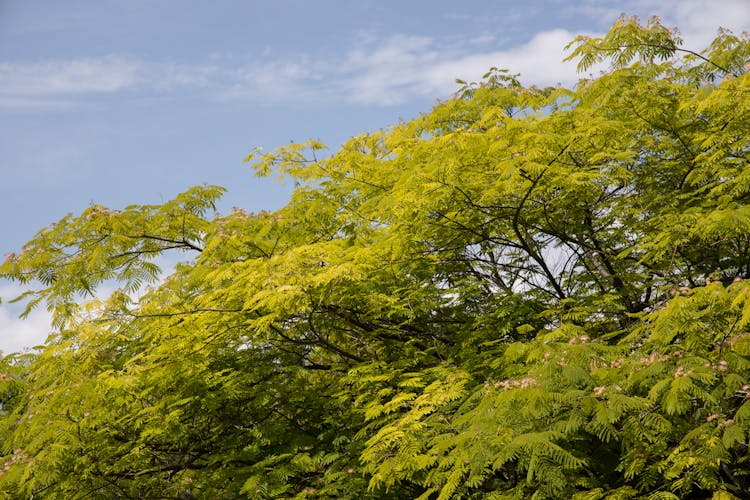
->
[1, 16, 749, 498]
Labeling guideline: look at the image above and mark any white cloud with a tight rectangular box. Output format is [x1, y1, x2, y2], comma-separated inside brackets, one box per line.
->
[335, 29, 605, 106]
[0, 250, 187, 354]
[0, 56, 220, 109]
[0, 56, 140, 97]
[217, 58, 327, 104]
[566, 0, 750, 50]
[0, 56, 141, 110]
[1, 3, 747, 111]
[0, 30, 595, 110]
[427, 29, 590, 94]
[0, 306, 51, 355]
[0, 283, 52, 355]
[655, 0, 750, 48]
[150, 62, 219, 91]
[341, 35, 442, 105]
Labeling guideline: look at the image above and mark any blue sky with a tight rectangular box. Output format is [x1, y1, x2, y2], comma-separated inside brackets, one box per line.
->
[1, 0, 749, 353]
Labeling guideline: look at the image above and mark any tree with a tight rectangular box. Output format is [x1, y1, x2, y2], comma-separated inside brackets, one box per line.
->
[0, 15, 749, 499]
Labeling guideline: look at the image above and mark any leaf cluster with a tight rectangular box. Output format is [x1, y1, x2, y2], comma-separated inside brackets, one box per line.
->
[1, 16, 749, 499]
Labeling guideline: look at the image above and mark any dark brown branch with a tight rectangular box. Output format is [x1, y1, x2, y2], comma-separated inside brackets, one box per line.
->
[126, 234, 204, 252]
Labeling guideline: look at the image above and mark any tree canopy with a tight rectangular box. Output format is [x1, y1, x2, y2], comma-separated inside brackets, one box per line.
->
[1, 16, 749, 499]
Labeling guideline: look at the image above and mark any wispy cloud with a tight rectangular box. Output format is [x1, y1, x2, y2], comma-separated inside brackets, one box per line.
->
[339, 34, 443, 105]
[327, 1, 748, 105]
[2, 4, 747, 111]
[216, 57, 328, 104]
[0, 56, 221, 110]
[0, 29, 599, 110]
[334, 30, 593, 106]
[0, 56, 140, 96]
